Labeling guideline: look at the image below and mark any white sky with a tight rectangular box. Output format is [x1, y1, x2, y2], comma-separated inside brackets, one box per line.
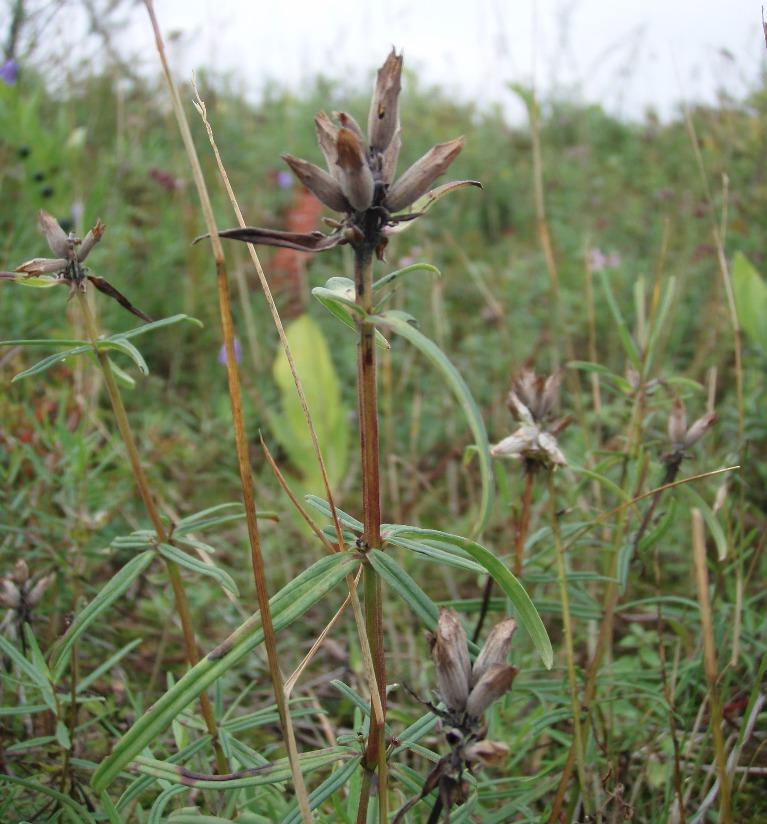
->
[128, 0, 765, 121]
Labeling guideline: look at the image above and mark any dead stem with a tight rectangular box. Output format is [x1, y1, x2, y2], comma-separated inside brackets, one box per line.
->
[142, 2, 311, 818]
[75, 290, 227, 775]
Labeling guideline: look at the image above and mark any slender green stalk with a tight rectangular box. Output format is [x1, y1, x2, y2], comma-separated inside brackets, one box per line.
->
[143, 3, 311, 819]
[692, 510, 732, 823]
[75, 291, 227, 775]
[548, 473, 589, 813]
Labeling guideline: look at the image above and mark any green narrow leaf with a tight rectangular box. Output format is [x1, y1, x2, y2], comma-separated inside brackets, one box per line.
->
[366, 549, 439, 630]
[388, 527, 553, 669]
[330, 680, 371, 718]
[157, 543, 239, 596]
[110, 313, 203, 341]
[312, 285, 391, 350]
[77, 639, 142, 694]
[91, 553, 359, 793]
[0, 775, 96, 824]
[148, 784, 188, 824]
[680, 486, 728, 561]
[644, 276, 676, 374]
[370, 310, 494, 536]
[97, 339, 149, 375]
[372, 263, 440, 296]
[598, 270, 641, 370]
[280, 755, 361, 824]
[305, 495, 363, 533]
[384, 535, 485, 574]
[134, 747, 351, 790]
[0, 634, 54, 704]
[11, 342, 92, 381]
[51, 550, 156, 683]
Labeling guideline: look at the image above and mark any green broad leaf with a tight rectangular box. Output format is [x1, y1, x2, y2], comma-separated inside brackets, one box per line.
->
[280, 756, 361, 824]
[51, 550, 156, 683]
[157, 543, 238, 596]
[110, 313, 203, 341]
[598, 270, 641, 371]
[0, 775, 97, 824]
[91, 552, 359, 793]
[366, 549, 439, 630]
[370, 310, 494, 537]
[305, 495, 363, 533]
[387, 527, 553, 669]
[270, 315, 350, 496]
[312, 280, 390, 350]
[134, 746, 352, 790]
[732, 252, 767, 353]
[372, 263, 441, 297]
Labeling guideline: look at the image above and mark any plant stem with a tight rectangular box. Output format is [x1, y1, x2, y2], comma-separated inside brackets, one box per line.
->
[354, 240, 387, 818]
[549, 472, 590, 814]
[75, 290, 227, 775]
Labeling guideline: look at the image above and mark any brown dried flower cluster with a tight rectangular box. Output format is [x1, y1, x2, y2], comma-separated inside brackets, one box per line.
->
[491, 367, 570, 469]
[394, 609, 518, 822]
[0, 560, 53, 626]
[203, 49, 480, 259]
[1, 211, 151, 322]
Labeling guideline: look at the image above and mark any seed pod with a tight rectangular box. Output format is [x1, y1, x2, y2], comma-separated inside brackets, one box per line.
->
[282, 154, 350, 212]
[463, 739, 510, 768]
[431, 608, 471, 712]
[465, 663, 517, 718]
[384, 137, 464, 213]
[683, 412, 716, 448]
[367, 48, 403, 153]
[27, 573, 55, 608]
[13, 559, 29, 585]
[335, 128, 375, 211]
[668, 398, 688, 447]
[39, 210, 71, 258]
[16, 257, 67, 275]
[78, 220, 105, 262]
[472, 618, 517, 686]
[314, 112, 339, 172]
[0, 579, 21, 609]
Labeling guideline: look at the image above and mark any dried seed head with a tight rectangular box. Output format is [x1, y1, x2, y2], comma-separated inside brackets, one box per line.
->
[0, 578, 21, 609]
[16, 257, 67, 275]
[463, 739, 510, 768]
[335, 111, 365, 143]
[465, 663, 518, 718]
[668, 398, 688, 447]
[472, 618, 517, 686]
[282, 154, 350, 212]
[27, 573, 55, 608]
[78, 219, 105, 262]
[367, 48, 403, 154]
[39, 210, 71, 258]
[335, 128, 375, 211]
[683, 412, 716, 449]
[314, 112, 339, 171]
[13, 559, 29, 585]
[384, 136, 465, 213]
[431, 608, 471, 712]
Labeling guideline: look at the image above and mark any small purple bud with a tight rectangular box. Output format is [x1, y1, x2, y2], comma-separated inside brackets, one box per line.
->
[218, 338, 242, 366]
[276, 170, 294, 190]
[0, 59, 18, 86]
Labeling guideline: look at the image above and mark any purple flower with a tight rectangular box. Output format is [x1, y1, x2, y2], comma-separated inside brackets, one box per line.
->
[217, 338, 242, 366]
[0, 59, 18, 85]
[588, 248, 621, 272]
[276, 170, 293, 190]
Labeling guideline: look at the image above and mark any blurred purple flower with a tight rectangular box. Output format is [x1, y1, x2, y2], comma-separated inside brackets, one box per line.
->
[588, 247, 621, 272]
[276, 170, 293, 190]
[218, 338, 242, 366]
[0, 59, 18, 85]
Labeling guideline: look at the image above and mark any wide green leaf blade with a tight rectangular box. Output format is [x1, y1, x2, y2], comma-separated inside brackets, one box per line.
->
[370, 310, 494, 536]
[50, 550, 156, 683]
[91, 552, 358, 793]
[388, 527, 553, 668]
